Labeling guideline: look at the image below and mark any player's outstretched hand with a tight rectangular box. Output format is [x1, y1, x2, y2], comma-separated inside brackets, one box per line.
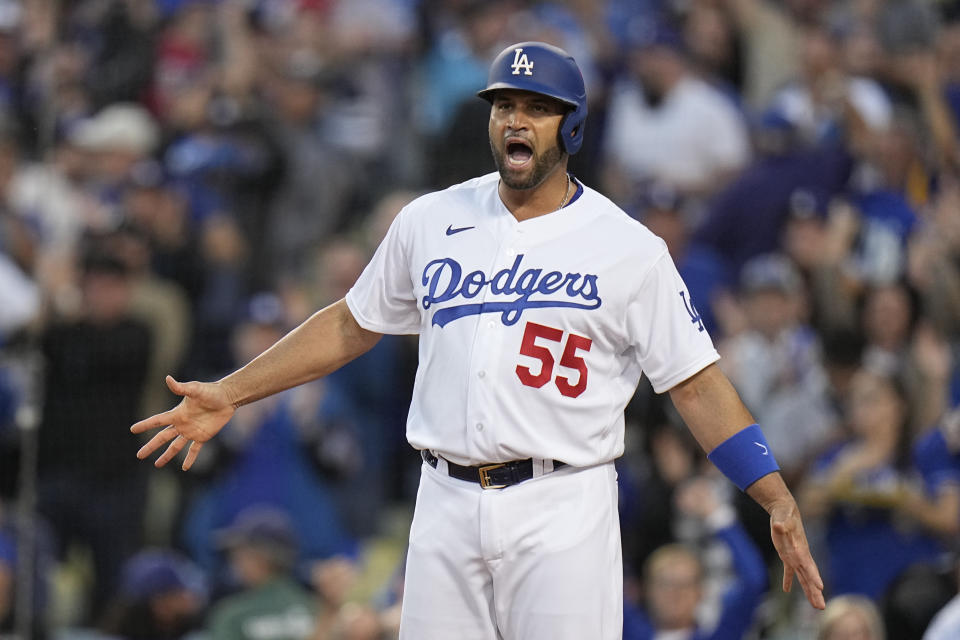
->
[769, 501, 826, 610]
[130, 375, 236, 470]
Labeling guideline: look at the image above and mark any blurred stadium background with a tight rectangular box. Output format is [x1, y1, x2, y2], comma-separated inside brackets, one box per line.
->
[0, 0, 959, 638]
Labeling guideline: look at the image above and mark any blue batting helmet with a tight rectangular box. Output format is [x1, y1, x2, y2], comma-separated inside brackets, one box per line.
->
[477, 42, 588, 155]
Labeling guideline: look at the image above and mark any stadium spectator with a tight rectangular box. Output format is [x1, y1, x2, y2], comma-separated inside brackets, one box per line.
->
[680, 0, 742, 97]
[37, 248, 152, 622]
[602, 21, 750, 202]
[719, 253, 836, 479]
[619, 420, 702, 580]
[206, 505, 316, 640]
[310, 554, 365, 639]
[859, 281, 919, 375]
[417, 0, 517, 189]
[897, 405, 960, 545]
[261, 55, 356, 284]
[799, 368, 944, 599]
[906, 181, 960, 340]
[99, 223, 191, 420]
[817, 594, 885, 640]
[720, 0, 820, 109]
[766, 19, 892, 148]
[693, 115, 853, 276]
[414, 0, 513, 140]
[99, 549, 207, 640]
[623, 475, 767, 640]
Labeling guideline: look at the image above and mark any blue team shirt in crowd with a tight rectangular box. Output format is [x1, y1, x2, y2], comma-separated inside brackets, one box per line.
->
[913, 427, 960, 505]
[622, 522, 767, 640]
[814, 444, 944, 599]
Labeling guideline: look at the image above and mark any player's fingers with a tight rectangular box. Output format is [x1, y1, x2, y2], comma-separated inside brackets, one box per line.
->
[155, 435, 188, 468]
[166, 375, 204, 398]
[137, 425, 179, 459]
[798, 555, 824, 590]
[130, 410, 174, 434]
[777, 518, 825, 609]
[795, 566, 826, 609]
[782, 565, 794, 593]
[802, 580, 826, 610]
[182, 440, 204, 471]
[165, 375, 182, 394]
[795, 556, 826, 608]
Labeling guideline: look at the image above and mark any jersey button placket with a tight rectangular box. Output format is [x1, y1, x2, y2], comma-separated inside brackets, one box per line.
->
[464, 328, 491, 458]
[464, 310, 492, 457]
[466, 255, 507, 457]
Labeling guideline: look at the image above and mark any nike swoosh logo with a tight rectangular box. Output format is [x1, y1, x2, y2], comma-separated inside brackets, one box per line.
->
[446, 225, 475, 236]
[754, 442, 768, 455]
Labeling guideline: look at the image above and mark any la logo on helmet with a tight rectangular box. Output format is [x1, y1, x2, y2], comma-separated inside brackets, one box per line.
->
[510, 48, 534, 76]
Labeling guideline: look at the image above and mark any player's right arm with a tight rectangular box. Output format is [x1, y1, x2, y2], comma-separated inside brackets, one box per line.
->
[130, 299, 382, 470]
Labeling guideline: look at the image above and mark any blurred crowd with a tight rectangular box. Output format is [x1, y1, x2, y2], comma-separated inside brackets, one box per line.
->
[0, 0, 958, 638]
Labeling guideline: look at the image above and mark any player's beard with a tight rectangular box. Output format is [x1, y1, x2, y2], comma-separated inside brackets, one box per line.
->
[490, 137, 565, 190]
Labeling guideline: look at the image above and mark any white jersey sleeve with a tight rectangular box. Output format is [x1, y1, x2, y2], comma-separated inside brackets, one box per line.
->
[626, 248, 720, 393]
[345, 207, 421, 334]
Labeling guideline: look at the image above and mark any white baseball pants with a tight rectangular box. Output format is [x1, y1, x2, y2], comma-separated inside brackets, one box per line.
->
[399, 460, 623, 639]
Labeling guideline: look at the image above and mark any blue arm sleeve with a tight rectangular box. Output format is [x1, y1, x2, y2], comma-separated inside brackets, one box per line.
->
[703, 523, 768, 640]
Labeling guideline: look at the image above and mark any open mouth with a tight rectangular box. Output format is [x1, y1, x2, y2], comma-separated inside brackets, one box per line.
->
[506, 138, 533, 168]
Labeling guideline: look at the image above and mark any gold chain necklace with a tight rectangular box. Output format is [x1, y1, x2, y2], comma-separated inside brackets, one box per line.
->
[557, 173, 572, 210]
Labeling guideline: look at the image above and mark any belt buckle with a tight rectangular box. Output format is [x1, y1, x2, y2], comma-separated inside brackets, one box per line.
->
[478, 463, 507, 490]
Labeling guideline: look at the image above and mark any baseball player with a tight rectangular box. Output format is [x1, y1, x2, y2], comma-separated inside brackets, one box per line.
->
[132, 42, 825, 639]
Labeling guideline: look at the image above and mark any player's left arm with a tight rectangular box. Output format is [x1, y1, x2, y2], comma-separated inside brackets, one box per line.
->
[667, 362, 826, 610]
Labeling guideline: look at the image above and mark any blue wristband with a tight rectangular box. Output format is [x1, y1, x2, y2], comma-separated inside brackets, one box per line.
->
[707, 424, 780, 491]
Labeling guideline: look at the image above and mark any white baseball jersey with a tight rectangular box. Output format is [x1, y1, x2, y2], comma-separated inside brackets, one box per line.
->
[345, 172, 719, 467]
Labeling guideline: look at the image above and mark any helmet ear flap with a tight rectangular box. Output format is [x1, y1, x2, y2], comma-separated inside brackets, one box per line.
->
[558, 103, 586, 155]
[556, 112, 568, 154]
